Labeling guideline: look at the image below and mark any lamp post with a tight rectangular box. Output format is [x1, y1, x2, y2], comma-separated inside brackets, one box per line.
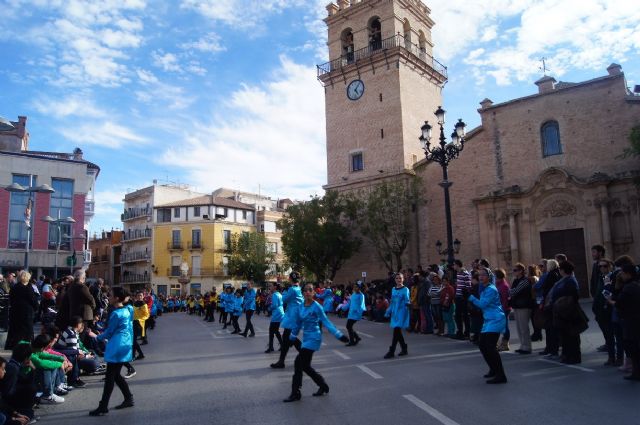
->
[64, 232, 87, 276]
[42, 212, 76, 280]
[419, 106, 467, 267]
[4, 178, 55, 272]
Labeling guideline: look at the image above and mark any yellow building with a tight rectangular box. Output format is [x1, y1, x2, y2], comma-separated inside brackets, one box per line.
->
[151, 195, 255, 296]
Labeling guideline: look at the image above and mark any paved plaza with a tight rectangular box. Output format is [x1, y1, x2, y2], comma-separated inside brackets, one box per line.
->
[36, 308, 636, 425]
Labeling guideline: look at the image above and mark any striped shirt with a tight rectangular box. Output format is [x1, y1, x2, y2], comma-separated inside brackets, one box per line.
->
[455, 270, 472, 297]
[429, 284, 443, 305]
[58, 327, 80, 351]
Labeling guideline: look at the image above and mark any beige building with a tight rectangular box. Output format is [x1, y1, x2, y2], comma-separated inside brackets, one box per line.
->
[320, 1, 640, 294]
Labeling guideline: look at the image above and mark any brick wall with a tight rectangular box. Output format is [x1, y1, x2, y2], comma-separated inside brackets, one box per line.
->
[32, 192, 51, 250]
[73, 194, 86, 251]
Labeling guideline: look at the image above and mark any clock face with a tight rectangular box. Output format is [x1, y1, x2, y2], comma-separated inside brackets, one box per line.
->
[347, 79, 365, 100]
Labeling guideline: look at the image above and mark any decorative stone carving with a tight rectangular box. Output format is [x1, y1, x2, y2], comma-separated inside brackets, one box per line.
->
[542, 200, 577, 218]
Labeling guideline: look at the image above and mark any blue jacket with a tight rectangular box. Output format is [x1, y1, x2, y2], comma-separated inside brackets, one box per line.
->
[320, 288, 334, 313]
[224, 292, 234, 311]
[469, 284, 506, 333]
[290, 301, 344, 351]
[97, 305, 133, 363]
[270, 292, 284, 323]
[385, 286, 410, 329]
[347, 292, 366, 321]
[281, 285, 304, 329]
[232, 295, 244, 316]
[243, 288, 256, 311]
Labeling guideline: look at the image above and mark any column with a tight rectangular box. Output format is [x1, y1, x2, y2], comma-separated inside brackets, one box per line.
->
[508, 209, 520, 264]
[596, 198, 612, 255]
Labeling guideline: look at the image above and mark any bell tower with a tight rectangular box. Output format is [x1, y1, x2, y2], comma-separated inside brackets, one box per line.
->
[319, 0, 447, 191]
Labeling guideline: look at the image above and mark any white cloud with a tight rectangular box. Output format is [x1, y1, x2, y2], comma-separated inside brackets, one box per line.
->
[180, 0, 312, 28]
[32, 94, 106, 119]
[134, 68, 195, 109]
[157, 56, 326, 200]
[59, 122, 147, 149]
[92, 189, 126, 232]
[180, 32, 226, 53]
[152, 50, 181, 72]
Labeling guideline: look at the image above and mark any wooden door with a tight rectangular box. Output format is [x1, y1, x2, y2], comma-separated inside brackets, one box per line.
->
[540, 228, 589, 298]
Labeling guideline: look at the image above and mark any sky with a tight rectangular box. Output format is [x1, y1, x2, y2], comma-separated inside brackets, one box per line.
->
[1, 0, 639, 234]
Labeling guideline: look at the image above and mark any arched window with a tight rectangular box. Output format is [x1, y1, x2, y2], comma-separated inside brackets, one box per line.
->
[341, 28, 354, 64]
[403, 19, 411, 50]
[418, 30, 427, 60]
[541, 120, 562, 157]
[369, 17, 382, 50]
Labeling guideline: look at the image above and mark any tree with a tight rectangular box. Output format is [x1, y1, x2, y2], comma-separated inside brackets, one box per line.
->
[226, 232, 275, 283]
[623, 125, 640, 158]
[278, 191, 360, 281]
[346, 177, 421, 273]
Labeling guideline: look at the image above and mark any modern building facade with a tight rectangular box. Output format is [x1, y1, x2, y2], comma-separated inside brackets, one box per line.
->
[0, 115, 99, 278]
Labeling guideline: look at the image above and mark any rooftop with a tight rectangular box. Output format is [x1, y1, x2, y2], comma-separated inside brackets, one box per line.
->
[155, 195, 254, 210]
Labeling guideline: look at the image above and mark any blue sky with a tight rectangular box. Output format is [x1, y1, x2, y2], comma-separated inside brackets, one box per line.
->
[1, 0, 638, 234]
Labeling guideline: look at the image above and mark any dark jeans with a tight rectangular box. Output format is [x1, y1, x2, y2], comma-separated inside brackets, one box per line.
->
[503, 311, 511, 341]
[610, 321, 625, 360]
[219, 308, 225, 323]
[479, 332, 506, 379]
[346, 319, 359, 343]
[133, 322, 144, 358]
[268, 322, 282, 350]
[422, 304, 434, 333]
[455, 297, 470, 336]
[99, 363, 132, 407]
[54, 347, 80, 381]
[390, 327, 406, 353]
[291, 348, 326, 393]
[243, 310, 255, 335]
[36, 368, 62, 397]
[232, 315, 240, 332]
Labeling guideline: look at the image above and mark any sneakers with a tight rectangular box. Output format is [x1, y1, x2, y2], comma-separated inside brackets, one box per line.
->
[41, 394, 65, 404]
[124, 370, 137, 379]
[68, 379, 86, 388]
[54, 385, 69, 396]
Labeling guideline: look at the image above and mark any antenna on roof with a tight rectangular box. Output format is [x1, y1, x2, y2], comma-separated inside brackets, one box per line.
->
[539, 57, 551, 76]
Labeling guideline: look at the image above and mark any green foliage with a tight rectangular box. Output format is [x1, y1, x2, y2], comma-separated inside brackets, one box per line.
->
[226, 232, 275, 283]
[622, 125, 640, 158]
[345, 177, 421, 273]
[278, 191, 360, 281]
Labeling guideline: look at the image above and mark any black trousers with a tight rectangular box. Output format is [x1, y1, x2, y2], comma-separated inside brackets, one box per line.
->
[346, 319, 359, 343]
[276, 328, 300, 364]
[291, 348, 326, 393]
[455, 297, 470, 336]
[559, 329, 581, 362]
[268, 322, 282, 350]
[390, 327, 406, 352]
[133, 322, 144, 357]
[231, 315, 240, 332]
[243, 310, 255, 335]
[478, 332, 506, 379]
[219, 308, 225, 323]
[100, 363, 132, 407]
[544, 325, 560, 355]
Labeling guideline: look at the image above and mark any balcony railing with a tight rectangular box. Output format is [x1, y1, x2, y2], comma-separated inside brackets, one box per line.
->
[121, 207, 152, 222]
[121, 251, 150, 263]
[123, 229, 152, 242]
[188, 241, 204, 250]
[167, 267, 217, 277]
[317, 34, 447, 81]
[167, 241, 183, 251]
[121, 273, 151, 284]
[85, 201, 95, 216]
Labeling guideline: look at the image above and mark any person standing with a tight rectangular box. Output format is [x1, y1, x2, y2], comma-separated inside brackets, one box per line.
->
[240, 281, 256, 337]
[67, 270, 96, 330]
[383, 273, 410, 359]
[271, 272, 303, 369]
[345, 282, 366, 346]
[589, 244, 607, 352]
[610, 264, 640, 380]
[89, 287, 134, 416]
[469, 267, 508, 384]
[4, 271, 39, 350]
[132, 292, 149, 359]
[282, 283, 348, 402]
[453, 260, 472, 339]
[265, 283, 284, 353]
[509, 263, 533, 354]
[550, 261, 585, 364]
[494, 269, 511, 352]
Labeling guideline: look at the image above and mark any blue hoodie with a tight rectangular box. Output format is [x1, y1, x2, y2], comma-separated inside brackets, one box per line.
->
[347, 291, 366, 321]
[290, 301, 344, 351]
[469, 284, 505, 333]
[270, 291, 284, 323]
[243, 288, 256, 311]
[232, 295, 244, 316]
[97, 305, 133, 363]
[385, 286, 410, 329]
[280, 285, 303, 329]
[320, 288, 334, 313]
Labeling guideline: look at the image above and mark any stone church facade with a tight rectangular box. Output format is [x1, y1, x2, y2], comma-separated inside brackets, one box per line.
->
[320, 0, 640, 294]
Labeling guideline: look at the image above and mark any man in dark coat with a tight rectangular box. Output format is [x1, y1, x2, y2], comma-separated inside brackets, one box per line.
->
[66, 270, 96, 327]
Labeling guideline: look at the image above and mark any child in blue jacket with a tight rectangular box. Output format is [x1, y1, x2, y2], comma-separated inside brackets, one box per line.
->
[230, 290, 244, 334]
[283, 283, 348, 402]
[346, 282, 366, 346]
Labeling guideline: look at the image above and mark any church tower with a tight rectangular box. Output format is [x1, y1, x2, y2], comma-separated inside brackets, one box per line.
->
[319, 0, 447, 191]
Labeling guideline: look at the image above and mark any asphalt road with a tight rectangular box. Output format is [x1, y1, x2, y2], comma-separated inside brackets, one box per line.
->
[33, 306, 638, 425]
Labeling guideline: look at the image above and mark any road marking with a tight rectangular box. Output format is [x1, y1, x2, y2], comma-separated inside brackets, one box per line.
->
[365, 349, 479, 366]
[357, 331, 374, 339]
[357, 365, 383, 379]
[521, 367, 563, 377]
[403, 394, 461, 425]
[538, 358, 595, 372]
[331, 350, 351, 360]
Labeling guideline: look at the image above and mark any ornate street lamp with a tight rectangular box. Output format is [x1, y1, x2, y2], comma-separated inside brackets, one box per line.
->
[4, 179, 55, 271]
[419, 106, 467, 266]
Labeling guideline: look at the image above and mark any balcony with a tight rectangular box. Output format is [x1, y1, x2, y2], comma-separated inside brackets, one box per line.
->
[121, 251, 150, 264]
[167, 267, 217, 277]
[317, 34, 447, 85]
[167, 241, 183, 251]
[121, 273, 151, 284]
[123, 228, 152, 242]
[121, 207, 152, 222]
[85, 200, 95, 217]
[188, 241, 204, 251]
